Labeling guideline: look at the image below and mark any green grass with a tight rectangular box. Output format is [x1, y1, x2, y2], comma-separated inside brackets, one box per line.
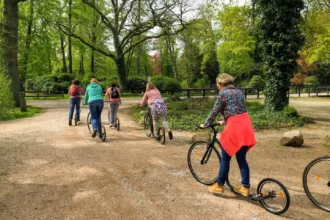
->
[25, 94, 69, 100]
[129, 97, 311, 131]
[0, 106, 42, 121]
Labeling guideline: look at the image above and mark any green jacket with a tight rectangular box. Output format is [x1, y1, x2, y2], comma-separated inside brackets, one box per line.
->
[84, 82, 103, 104]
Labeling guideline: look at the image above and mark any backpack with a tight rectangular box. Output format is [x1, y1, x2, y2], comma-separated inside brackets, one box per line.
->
[110, 87, 119, 98]
[71, 86, 79, 96]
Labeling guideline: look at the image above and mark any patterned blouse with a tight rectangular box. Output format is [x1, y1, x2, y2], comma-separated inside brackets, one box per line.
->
[204, 85, 246, 127]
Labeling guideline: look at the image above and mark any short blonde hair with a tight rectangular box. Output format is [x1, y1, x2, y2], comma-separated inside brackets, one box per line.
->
[216, 73, 234, 86]
[90, 78, 100, 84]
[146, 82, 155, 91]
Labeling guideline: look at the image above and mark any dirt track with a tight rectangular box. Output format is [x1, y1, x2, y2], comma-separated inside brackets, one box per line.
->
[0, 97, 329, 220]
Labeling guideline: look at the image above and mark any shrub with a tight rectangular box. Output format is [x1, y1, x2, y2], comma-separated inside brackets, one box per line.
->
[304, 76, 320, 85]
[283, 106, 299, 117]
[127, 76, 146, 92]
[58, 73, 75, 83]
[180, 80, 189, 89]
[151, 76, 181, 91]
[0, 74, 15, 119]
[248, 75, 265, 90]
[194, 76, 210, 88]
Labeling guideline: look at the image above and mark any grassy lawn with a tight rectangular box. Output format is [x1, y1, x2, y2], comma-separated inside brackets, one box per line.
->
[130, 97, 310, 132]
[0, 106, 42, 121]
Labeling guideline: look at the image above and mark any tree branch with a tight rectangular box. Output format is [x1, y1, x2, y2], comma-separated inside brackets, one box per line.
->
[82, 0, 115, 32]
[55, 22, 116, 59]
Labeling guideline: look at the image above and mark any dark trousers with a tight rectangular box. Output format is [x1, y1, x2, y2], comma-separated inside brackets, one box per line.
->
[69, 97, 81, 120]
[89, 100, 104, 133]
[217, 146, 250, 188]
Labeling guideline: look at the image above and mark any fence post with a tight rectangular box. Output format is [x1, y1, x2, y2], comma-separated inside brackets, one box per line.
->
[288, 88, 290, 99]
[308, 86, 311, 97]
[257, 89, 259, 99]
[37, 91, 40, 99]
[298, 87, 301, 97]
[20, 92, 27, 112]
[202, 89, 205, 97]
[316, 86, 318, 97]
[328, 86, 329, 96]
[187, 89, 190, 98]
[244, 89, 247, 99]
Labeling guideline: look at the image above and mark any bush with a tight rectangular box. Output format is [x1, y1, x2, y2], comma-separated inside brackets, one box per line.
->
[58, 73, 75, 83]
[304, 76, 320, 85]
[150, 76, 181, 91]
[283, 106, 299, 117]
[194, 76, 210, 88]
[130, 98, 307, 131]
[248, 75, 265, 89]
[0, 74, 15, 119]
[180, 80, 189, 89]
[127, 76, 146, 92]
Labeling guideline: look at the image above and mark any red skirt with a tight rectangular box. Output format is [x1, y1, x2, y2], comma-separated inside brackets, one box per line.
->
[220, 113, 256, 156]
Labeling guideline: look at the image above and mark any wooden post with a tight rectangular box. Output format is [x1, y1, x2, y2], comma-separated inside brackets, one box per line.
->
[187, 89, 190, 98]
[20, 92, 27, 112]
[244, 89, 247, 99]
[298, 87, 301, 97]
[316, 86, 318, 97]
[327, 86, 329, 96]
[308, 86, 311, 97]
[202, 89, 205, 97]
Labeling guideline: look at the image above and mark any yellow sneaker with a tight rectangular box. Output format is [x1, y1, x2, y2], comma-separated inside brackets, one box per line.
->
[208, 183, 224, 195]
[234, 185, 250, 197]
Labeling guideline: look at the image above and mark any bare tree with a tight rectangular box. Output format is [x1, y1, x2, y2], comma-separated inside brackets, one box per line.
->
[56, 0, 192, 89]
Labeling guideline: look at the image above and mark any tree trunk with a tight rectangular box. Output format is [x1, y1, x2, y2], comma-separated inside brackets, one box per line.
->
[60, 33, 68, 72]
[68, 0, 73, 74]
[165, 35, 177, 79]
[79, 54, 84, 75]
[116, 56, 127, 90]
[2, 0, 21, 107]
[91, 49, 95, 76]
[21, 0, 34, 91]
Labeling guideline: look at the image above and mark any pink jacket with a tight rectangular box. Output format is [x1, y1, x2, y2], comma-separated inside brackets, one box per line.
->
[140, 88, 162, 107]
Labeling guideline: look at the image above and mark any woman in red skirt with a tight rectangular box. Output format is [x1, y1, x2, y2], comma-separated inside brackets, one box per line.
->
[201, 73, 256, 197]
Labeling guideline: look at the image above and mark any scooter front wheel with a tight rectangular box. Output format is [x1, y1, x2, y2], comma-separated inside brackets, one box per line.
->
[257, 178, 290, 215]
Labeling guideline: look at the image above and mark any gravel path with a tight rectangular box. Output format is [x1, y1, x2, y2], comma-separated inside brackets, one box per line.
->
[0, 97, 329, 220]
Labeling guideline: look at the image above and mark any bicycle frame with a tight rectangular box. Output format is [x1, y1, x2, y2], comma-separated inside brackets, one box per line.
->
[201, 125, 219, 165]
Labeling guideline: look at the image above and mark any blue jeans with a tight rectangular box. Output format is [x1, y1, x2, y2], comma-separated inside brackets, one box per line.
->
[69, 97, 81, 120]
[89, 100, 104, 133]
[217, 146, 250, 188]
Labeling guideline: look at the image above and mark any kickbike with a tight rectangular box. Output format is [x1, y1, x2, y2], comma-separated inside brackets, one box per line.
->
[87, 112, 106, 142]
[187, 123, 290, 215]
[303, 156, 330, 212]
[143, 107, 165, 145]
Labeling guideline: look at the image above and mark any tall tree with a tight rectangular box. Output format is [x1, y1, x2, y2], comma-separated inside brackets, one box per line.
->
[56, 0, 191, 89]
[21, 0, 34, 90]
[257, 0, 305, 111]
[68, 0, 73, 74]
[2, 0, 26, 107]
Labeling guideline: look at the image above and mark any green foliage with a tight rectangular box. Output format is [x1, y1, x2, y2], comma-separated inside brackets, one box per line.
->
[283, 106, 299, 118]
[216, 5, 256, 76]
[0, 106, 42, 121]
[150, 76, 181, 91]
[248, 75, 265, 89]
[127, 76, 146, 92]
[0, 74, 15, 119]
[304, 76, 320, 85]
[25, 74, 71, 93]
[301, 6, 330, 65]
[130, 98, 307, 131]
[166, 93, 182, 102]
[194, 76, 210, 88]
[258, 0, 305, 111]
